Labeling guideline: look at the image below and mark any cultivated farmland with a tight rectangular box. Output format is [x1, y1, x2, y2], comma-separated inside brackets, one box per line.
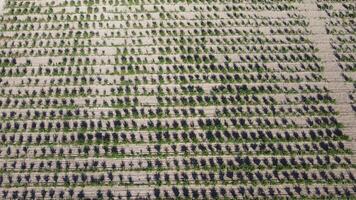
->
[0, 0, 355, 199]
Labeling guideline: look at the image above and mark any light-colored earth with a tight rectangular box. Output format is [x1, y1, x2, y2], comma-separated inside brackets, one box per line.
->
[0, 0, 355, 199]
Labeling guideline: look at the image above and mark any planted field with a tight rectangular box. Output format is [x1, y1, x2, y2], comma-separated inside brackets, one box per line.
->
[0, 0, 355, 199]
